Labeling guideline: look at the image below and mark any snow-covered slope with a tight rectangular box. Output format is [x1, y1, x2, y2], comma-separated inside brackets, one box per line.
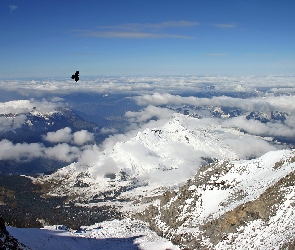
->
[36, 113, 278, 203]
[4, 110, 295, 249]
[10, 148, 295, 249]
[7, 219, 180, 250]
[14, 111, 292, 249]
[0, 215, 30, 250]
[138, 149, 295, 249]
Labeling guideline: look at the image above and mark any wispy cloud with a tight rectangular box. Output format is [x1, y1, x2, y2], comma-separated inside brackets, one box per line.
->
[246, 53, 277, 57]
[81, 31, 192, 39]
[207, 53, 228, 56]
[73, 20, 199, 39]
[9, 5, 18, 13]
[212, 23, 237, 29]
[97, 21, 200, 31]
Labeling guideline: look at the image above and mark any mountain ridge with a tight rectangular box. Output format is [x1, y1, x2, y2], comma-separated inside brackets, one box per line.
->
[135, 149, 295, 249]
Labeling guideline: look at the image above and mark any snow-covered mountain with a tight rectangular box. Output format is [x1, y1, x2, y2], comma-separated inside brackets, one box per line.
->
[1, 90, 295, 249]
[137, 149, 295, 249]
[34, 113, 278, 204]
[5, 146, 295, 249]
[21, 111, 294, 249]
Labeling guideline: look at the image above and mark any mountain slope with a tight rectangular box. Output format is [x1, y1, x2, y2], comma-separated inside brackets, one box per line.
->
[2, 111, 295, 249]
[137, 149, 295, 249]
[36, 113, 278, 201]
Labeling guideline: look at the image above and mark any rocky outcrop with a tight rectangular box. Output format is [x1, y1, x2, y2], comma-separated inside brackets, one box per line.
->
[0, 215, 30, 250]
[136, 150, 295, 249]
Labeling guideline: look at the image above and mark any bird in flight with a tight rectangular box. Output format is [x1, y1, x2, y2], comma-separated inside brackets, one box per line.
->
[71, 71, 79, 82]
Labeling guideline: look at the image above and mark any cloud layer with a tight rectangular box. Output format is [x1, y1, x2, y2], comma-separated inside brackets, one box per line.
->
[134, 93, 295, 112]
[1, 75, 294, 96]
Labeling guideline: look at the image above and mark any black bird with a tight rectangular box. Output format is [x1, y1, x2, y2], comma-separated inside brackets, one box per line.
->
[71, 71, 79, 82]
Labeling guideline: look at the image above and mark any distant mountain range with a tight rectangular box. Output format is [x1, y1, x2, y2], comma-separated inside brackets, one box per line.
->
[0, 106, 98, 175]
[0, 107, 97, 143]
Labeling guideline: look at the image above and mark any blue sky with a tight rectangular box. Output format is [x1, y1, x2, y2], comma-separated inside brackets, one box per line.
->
[1, 0, 294, 78]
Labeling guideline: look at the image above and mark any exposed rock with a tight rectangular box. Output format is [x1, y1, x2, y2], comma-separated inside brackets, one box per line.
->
[0, 215, 30, 250]
[137, 150, 295, 249]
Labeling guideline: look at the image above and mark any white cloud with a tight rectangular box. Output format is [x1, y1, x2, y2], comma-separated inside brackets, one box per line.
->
[44, 127, 72, 143]
[125, 105, 174, 123]
[285, 114, 295, 128]
[0, 76, 294, 185]
[44, 127, 94, 145]
[51, 96, 64, 102]
[0, 100, 33, 114]
[43, 127, 94, 146]
[44, 143, 81, 162]
[0, 76, 294, 96]
[0, 139, 81, 162]
[77, 144, 101, 165]
[0, 99, 64, 115]
[134, 93, 295, 113]
[91, 157, 119, 176]
[222, 116, 295, 138]
[223, 137, 277, 159]
[73, 130, 94, 145]
[100, 127, 118, 135]
[0, 139, 44, 161]
[0, 114, 26, 133]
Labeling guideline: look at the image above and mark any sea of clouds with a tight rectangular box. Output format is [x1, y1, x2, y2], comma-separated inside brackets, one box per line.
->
[0, 75, 294, 180]
[1, 75, 295, 96]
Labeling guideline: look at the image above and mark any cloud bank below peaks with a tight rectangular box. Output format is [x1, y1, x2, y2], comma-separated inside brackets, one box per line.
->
[1, 75, 294, 96]
[134, 93, 295, 113]
[131, 93, 295, 141]
[0, 98, 65, 115]
[0, 126, 95, 163]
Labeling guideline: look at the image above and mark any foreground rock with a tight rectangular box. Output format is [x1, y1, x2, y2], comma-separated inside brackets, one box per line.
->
[0, 215, 30, 250]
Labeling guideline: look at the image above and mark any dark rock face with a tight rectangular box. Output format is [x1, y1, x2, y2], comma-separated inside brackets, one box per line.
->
[0, 215, 30, 250]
